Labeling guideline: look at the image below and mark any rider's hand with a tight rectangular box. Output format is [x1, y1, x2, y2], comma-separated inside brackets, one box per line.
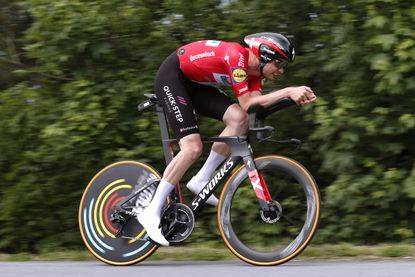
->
[288, 86, 317, 106]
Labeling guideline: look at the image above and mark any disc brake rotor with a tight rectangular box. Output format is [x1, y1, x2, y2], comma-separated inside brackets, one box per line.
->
[260, 200, 283, 224]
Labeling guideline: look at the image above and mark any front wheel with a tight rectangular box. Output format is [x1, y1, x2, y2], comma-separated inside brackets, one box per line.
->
[218, 156, 321, 266]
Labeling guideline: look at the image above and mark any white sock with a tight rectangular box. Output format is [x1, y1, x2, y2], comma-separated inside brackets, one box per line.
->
[195, 150, 227, 181]
[147, 179, 175, 218]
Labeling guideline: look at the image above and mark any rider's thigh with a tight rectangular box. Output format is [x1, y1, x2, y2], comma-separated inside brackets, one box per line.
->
[154, 50, 200, 140]
[179, 133, 203, 162]
[223, 104, 249, 132]
[188, 84, 235, 121]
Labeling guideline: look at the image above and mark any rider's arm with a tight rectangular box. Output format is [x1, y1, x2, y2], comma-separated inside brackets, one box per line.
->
[224, 45, 317, 110]
[238, 86, 316, 112]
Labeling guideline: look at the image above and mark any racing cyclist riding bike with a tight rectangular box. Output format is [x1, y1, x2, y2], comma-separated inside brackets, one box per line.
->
[139, 32, 317, 246]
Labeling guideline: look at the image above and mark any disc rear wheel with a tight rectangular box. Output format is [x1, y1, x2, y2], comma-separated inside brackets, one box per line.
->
[78, 161, 163, 265]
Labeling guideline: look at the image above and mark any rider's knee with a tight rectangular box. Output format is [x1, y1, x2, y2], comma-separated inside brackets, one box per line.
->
[224, 105, 249, 132]
[184, 143, 203, 162]
[180, 135, 203, 162]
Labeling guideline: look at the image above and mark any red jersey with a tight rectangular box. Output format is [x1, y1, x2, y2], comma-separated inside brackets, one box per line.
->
[177, 40, 263, 97]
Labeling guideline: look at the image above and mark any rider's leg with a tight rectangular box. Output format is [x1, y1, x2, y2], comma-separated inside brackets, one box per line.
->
[212, 103, 249, 156]
[162, 134, 203, 184]
[186, 150, 226, 206]
[187, 104, 249, 206]
[138, 134, 202, 246]
[145, 49, 206, 245]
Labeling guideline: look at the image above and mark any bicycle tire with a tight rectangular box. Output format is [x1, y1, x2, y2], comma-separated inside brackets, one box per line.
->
[79, 161, 162, 265]
[218, 155, 321, 266]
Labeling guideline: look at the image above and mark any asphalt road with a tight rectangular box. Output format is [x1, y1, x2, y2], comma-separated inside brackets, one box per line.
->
[1, 260, 414, 277]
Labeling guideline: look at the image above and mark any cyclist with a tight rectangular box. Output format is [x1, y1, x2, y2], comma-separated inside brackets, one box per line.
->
[138, 32, 317, 246]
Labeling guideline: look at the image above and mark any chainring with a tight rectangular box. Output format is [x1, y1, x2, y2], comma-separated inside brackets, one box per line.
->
[160, 203, 195, 244]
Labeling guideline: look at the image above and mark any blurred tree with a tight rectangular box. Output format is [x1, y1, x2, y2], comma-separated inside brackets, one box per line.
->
[303, 0, 415, 242]
[0, 0, 414, 253]
[0, 0, 30, 88]
[0, 0, 174, 252]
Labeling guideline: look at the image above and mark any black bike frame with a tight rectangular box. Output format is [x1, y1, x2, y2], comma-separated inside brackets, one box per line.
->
[155, 102, 271, 216]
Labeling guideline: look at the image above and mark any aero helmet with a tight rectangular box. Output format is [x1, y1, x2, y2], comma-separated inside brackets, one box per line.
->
[244, 32, 295, 74]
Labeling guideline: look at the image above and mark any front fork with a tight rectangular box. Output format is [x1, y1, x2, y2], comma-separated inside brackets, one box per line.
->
[243, 156, 272, 211]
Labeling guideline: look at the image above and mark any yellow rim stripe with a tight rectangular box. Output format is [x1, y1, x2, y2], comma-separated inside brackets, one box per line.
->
[98, 184, 133, 238]
[93, 179, 125, 237]
[128, 230, 145, 244]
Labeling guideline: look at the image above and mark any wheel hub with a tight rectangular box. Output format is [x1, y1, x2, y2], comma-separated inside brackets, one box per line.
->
[260, 200, 282, 223]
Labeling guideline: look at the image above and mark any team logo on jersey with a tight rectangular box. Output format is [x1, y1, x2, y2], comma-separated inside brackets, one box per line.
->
[205, 40, 221, 47]
[213, 73, 231, 85]
[190, 51, 215, 61]
[231, 68, 247, 84]
[238, 86, 248, 94]
[238, 53, 245, 67]
[224, 54, 230, 65]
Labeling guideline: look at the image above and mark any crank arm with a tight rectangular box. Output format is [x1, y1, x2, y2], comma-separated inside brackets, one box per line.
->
[119, 236, 149, 242]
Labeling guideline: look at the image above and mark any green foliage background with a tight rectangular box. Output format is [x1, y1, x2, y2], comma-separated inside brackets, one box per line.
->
[0, 0, 414, 253]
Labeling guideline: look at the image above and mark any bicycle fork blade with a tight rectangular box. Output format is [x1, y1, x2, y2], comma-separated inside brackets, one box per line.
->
[243, 157, 272, 209]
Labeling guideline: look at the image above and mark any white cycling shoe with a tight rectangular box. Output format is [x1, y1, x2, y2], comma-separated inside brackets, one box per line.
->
[186, 176, 219, 206]
[137, 208, 169, 246]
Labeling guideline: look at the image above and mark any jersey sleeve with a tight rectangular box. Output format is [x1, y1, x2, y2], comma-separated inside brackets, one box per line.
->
[248, 76, 263, 93]
[224, 46, 251, 97]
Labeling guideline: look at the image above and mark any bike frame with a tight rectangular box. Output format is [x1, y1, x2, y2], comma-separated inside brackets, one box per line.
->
[156, 102, 272, 216]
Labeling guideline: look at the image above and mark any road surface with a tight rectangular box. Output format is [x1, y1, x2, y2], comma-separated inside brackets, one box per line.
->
[1, 260, 414, 277]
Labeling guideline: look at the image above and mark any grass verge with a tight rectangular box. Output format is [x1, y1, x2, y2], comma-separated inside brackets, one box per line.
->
[0, 243, 414, 262]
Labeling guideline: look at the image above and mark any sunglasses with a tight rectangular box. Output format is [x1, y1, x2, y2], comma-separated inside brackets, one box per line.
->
[274, 60, 289, 69]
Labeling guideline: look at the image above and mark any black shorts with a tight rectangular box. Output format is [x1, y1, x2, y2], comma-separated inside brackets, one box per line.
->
[154, 50, 235, 139]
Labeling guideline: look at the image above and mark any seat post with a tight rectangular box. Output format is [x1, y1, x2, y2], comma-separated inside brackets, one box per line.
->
[156, 104, 175, 165]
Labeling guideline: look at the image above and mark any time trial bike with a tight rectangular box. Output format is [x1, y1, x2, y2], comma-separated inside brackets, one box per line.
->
[78, 93, 321, 266]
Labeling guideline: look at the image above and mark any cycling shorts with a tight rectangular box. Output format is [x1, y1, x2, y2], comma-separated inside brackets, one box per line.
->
[154, 50, 235, 139]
